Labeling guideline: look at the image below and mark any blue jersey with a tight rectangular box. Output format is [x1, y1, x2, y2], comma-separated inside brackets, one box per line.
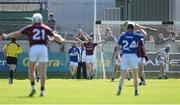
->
[118, 32, 143, 55]
[69, 47, 80, 62]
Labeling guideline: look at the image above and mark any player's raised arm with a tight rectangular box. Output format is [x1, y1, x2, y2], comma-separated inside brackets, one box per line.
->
[136, 28, 147, 36]
[74, 36, 87, 43]
[81, 34, 88, 41]
[0, 31, 21, 40]
[125, 21, 157, 32]
[74, 29, 88, 41]
[135, 23, 157, 32]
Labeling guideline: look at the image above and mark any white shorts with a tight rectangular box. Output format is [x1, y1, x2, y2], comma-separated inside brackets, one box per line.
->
[121, 54, 138, 70]
[29, 45, 48, 63]
[69, 61, 78, 67]
[155, 57, 165, 65]
[86, 55, 94, 63]
[138, 57, 146, 64]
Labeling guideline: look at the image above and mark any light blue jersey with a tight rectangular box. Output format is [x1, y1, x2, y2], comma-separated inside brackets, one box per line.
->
[118, 32, 143, 55]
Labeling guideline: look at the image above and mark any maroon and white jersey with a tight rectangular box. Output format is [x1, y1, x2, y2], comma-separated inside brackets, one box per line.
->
[136, 39, 146, 57]
[20, 23, 53, 46]
[84, 42, 97, 55]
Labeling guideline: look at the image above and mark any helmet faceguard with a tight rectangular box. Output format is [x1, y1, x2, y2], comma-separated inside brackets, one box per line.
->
[127, 22, 135, 31]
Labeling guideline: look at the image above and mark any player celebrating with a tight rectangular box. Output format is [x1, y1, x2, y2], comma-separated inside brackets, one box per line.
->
[116, 22, 144, 96]
[68, 41, 80, 79]
[3, 38, 22, 84]
[75, 36, 107, 79]
[156, 44, 171, 79]
[0, 13, 65, 97]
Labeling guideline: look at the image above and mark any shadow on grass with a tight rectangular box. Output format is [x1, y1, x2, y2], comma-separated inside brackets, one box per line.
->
[17, 96, 31, 98]
[0, 71, 71, 79]
[125, 84, 134, 87]
[0, 71, 180, 79]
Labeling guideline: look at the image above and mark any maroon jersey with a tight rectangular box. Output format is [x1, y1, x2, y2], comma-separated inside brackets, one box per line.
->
[20, 23, 53, 46]
[136, 39, 146, 57]
[84, 42, 97, 55]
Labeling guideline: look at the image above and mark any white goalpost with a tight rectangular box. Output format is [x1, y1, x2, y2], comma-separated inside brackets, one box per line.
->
[97, 25, 106, 79]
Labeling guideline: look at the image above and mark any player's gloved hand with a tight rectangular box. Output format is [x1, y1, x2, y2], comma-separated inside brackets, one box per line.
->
[145, 56, 149, 62]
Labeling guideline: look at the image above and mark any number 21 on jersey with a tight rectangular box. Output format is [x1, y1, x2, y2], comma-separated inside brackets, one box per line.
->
[33, 29, 45, 40]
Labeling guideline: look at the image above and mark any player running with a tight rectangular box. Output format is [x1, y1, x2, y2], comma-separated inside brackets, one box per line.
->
[0, 13, 65, 97]
[68, 41, 80, 79]
[3, 38, 22, 84]
[116, 21, 144, 96]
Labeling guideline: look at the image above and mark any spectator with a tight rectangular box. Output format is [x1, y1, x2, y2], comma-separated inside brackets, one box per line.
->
[48, 13, 56, 30]
[77, 43, 87, 79]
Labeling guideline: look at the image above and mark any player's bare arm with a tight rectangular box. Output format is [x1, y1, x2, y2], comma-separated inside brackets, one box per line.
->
[0, 31, 21, 40]
[74, 36, 87, 43]
[140, 29, 147, 36]
[135, 23, 157, 32]
[74, 32, 88, 41]
[124, 21, 157, 32]
[81, 34, 88, 41]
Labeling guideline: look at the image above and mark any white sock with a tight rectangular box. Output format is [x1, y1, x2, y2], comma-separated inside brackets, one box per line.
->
[41, 90, 44, 95]
[32, 85, 35, 91]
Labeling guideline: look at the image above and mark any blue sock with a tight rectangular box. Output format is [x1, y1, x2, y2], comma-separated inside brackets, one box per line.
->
[9, 70, 13, 80]
[118, 86, 122, 91]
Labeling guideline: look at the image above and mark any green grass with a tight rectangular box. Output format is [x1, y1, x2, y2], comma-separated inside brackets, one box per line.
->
[0, 79, 180, 104]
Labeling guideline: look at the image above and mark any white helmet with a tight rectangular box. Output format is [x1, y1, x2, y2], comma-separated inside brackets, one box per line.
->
[32, 13, 43, 23]
[127, 21, 135, 31]
[127, 21, 135, 26]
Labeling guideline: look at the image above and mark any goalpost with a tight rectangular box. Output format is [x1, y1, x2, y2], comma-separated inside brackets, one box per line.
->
[94, 20, 180, 79]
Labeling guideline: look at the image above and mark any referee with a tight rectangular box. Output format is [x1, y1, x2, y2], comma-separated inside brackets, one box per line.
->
[3, 38, 22, 84]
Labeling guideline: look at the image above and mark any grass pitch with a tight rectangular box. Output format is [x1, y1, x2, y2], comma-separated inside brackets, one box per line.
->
[0, 79, 179, 104]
